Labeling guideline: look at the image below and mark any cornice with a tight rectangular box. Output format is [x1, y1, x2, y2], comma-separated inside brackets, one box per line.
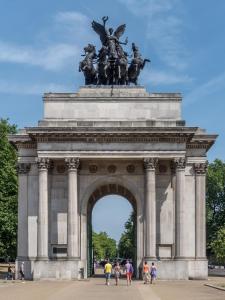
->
[8, 126, 217, 152]
[25, 126, 196, 143]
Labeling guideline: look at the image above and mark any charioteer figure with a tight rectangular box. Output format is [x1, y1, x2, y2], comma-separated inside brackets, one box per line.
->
[79, 16, 150, 85]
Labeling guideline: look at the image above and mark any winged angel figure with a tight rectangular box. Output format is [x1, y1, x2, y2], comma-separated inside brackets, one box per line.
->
[92, 16, 128, 60]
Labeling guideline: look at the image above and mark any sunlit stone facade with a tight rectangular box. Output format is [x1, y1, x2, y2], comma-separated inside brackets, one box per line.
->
[9, 86, 217, 280]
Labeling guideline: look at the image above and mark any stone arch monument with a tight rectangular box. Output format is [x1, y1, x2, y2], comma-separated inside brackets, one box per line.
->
[9, 86, 217, 280]
[9, 16, 217, 280]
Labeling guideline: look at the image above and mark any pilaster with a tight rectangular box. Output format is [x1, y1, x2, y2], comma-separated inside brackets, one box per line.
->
[194, 162, 207, 259]
[17, 163, 31, 259]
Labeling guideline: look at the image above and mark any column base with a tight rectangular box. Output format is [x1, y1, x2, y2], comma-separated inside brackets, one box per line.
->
[174, 256, 196, 260]
[151, 259, 208, 280]
[67, 256, 80, 261]
[36, 256, 49, 261]
[33, 259, 83, 280]
[144, 256, 157, 260]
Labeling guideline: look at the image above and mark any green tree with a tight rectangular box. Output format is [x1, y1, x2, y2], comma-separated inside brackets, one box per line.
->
[206, 159, 225, 259]
[92, 231, 117, 260]
[0, 119, 18, 260]
[118, 211, 135, 259]
[210, 227, 225, 264]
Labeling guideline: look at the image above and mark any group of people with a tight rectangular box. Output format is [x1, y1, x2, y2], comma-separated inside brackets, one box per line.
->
[143, 261, 157, 284]
[6, 262, 25, 280]
[104, 259, 134, 286]
[104, 259, 157, 286]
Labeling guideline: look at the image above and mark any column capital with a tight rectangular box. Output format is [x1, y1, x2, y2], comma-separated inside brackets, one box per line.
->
[194, 162, 208, 175]
[174, 157, 186, 170]
[144, 157, 158, 170]
[17, 163, 31, 174]
[36, 158, 50, 170]
[65, 157, 80, 170]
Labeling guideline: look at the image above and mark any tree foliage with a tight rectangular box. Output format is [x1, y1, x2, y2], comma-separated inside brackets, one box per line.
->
[206, 159, 225, 259]
[92, 231, 117, 260]
[118, 211, 135, 259]
[0, 119, 18, 259]
[210, 227, 225, 264]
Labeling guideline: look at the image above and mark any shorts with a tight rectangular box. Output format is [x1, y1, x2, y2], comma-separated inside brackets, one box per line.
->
[105, 272, 111, 279]
[126, 272, 132, 279]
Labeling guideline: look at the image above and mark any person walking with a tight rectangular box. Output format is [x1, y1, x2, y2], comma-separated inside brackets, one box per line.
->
[19, 262, 25, 280]
[7, 264, 13, 280]
[114, 262, 121, 286]
[104, 259, 112, 286]
[124, 260, 133, 286]
[150, 262, 157, 284]
[143, 261, 150, 284]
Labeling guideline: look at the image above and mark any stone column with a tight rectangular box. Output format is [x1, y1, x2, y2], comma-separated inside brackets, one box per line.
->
[194, 162, 207, 259]
[174, 157, 186, 258]
[65, 157, 80, 258]
[37, 158, 50, 259]
[144, 158, 158, 259]
[17, 163, 31, 259]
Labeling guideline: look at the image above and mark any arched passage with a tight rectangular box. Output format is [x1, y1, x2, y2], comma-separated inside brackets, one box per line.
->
[87, 184, 137, 277]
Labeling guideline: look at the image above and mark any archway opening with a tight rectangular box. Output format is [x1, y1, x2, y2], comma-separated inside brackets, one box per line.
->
[87, 185, 137, 278]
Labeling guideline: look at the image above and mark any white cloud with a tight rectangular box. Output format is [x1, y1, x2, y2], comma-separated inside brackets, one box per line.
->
[184, 72, 225, 106]
[0, 11, 93, 71]
[118, 0, 189, 71]
[55, 11, 89, 25]
[0, 41, 79, 71]
[0, 80, 71, 95]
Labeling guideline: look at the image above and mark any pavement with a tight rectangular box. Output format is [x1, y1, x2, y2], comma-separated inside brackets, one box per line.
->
[0, 277, 224, 300]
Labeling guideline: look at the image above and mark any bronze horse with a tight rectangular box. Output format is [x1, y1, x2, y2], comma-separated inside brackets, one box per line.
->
[128, 43, 150, 85]
[79, 44, 97, 85]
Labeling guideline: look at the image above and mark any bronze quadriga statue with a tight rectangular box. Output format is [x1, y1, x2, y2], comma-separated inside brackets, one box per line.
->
[79, 16, 150, 85]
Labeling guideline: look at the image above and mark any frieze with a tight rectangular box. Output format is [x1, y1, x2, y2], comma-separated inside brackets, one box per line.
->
[17, 163, 31, 174]
[16, 142, 37, 149]
[144, 158, 158, 170]
[193, 162, 208, 175]
[65, 157, 80, 170]
[35, 136, 188, 144]
[187, 143, 209, 149]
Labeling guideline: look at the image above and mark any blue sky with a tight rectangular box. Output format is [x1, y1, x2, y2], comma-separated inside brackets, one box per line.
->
[1, 0, 224, 240]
